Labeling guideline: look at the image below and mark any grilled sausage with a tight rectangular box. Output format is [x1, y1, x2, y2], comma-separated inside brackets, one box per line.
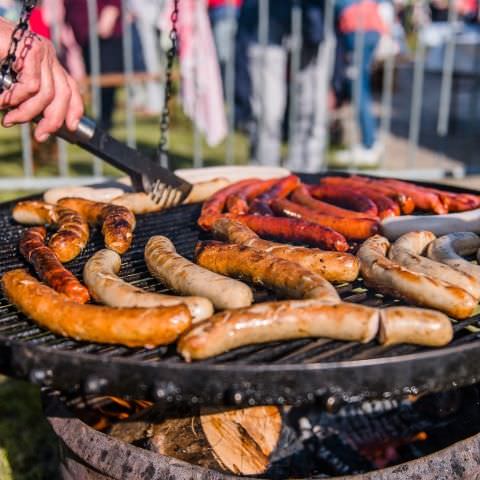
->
[379, 307, 453, 347]
[388, 231, 480, 299]
[271, 198, 379, 240]
[19, 227, 90, 303]
[212, 218, 359, 283]
[291, 185, 376, 219]
[427, 232, 480, 281]
[195, 241, 340, 302]
[2, 269, 191, 348]
[145, 236, 253, 310]
[58, 198, 135, 254]
[43, 186, 125, 204]
[226, 179, 278, 214]
[309, 185, 378, 217]
[234, 215, 349, 251]
[83, 249, 214, 323]
[357, 235, 477, 319]
[178, 301, 379, 361]
[249, 175, 300, 213]
[13, 200, 90, 262]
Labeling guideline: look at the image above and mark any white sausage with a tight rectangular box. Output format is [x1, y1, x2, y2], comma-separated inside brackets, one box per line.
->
[44, 186, 125, 205]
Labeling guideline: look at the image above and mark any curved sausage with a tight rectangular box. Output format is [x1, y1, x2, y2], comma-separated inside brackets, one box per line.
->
[83, 249, 214, 323]
[427, 232, 480, 281]
[233, 215, 349, 251]
[226, 179, 278, 215]
[357, 235, 477, 319]
[178, 301, 379, 361]
[58, 198, 135, 254]
[309, 185, 378, 217]
[43, 186, 124, 204]
[145, 235, 253, 310]
[13, 200, 90, 262]
[195, 241, 340, 302]
[2, 269, 191, 348]
[19, 227, 90, 303]
[379, 307, 453, 347]
[388, 231, 480, 299]
[271, 198, 379, 240]
[291, 185, 376, 219]
[212, 217, 359, 283]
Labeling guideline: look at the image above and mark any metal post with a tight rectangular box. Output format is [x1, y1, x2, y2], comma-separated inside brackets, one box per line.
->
[408, 32, 426, 166]
[352, 23, 366, 155]
[21, 124, 34, 178]
[225, 0, 238, 165]
[121, 0, 137, 148]
[86, 0, 103, 176]
[287, 1, 302, 167]
[193, 1, 203, 168]
[257, 0, 269, 164]
[437, 0, 458, 136]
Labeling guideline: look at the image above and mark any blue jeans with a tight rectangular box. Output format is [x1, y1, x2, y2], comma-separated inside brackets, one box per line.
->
[342, 31, 379, 148]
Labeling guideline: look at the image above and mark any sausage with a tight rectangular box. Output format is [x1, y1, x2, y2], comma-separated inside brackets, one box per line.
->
[83, 249, 214, 323]
[112, 178, 231, 214]
[198, 178, 258, 230]
[320, 177, 415, 214]
[212, 217, 359, 283]
[271, 198, 379, 240]
[427, 232, 480, 281]
[234, 215, 350, 251]
[309, 185, 378, 217]
[43, 186, 125, 204]
[19, 227, 90, 303]
[226, 178, 278, 214]
[195, 241, 340, 302]
[379, 307, 453, 347]
[2, 269, 191, 348]
[13, 200, 90, 262]
[388, 231, 480, 299]
[357, 235, 477, 319]
[178, 301, 379, 361]
[248, 175, 301, 215]
[291, 185, 376, 219]
[248, 200, 274, 216]
[145, 235, 253, 310]
[58, 198, 135, 254]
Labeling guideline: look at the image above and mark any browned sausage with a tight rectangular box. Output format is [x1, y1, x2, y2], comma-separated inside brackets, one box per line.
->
[195, 241, 340, 302]
[212, 217, 359, 282]
[19, 227, 90, 303]
[178, 300, 379, 361]
[2, 269, 191, 348]
[357, 235, 477, 319]
[58, 198, 135, 254]
[226, 178, 278, 214]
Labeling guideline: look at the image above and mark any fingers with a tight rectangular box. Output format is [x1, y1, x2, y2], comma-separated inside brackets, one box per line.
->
[65, 74, 84, 132]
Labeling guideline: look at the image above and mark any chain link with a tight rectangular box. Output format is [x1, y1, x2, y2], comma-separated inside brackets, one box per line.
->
[0, 0, 37, 93]
[157, 0, 179, 167]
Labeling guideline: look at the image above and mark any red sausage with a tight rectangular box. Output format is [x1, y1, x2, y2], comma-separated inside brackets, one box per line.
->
[226, 178, 278, 215]
[256, 175, 301, 203]
[271, 198, 379, 240]
[233, 215, 349, 251]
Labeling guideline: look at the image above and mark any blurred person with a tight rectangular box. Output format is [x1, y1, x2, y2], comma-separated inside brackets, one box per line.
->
[208, 0, 242, 92]
[0, 15, 84, 141]
[64, 0, 124, 131]
[238, 0, 329, 169]
[330, 0, 388, 168]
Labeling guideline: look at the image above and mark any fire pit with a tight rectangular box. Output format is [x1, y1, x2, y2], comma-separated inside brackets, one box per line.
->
[43, 385, 480, 479]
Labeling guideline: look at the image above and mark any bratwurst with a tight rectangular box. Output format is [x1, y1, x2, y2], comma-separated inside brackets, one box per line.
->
[2, 269, 191, 348]
[84, 249, 213, 322]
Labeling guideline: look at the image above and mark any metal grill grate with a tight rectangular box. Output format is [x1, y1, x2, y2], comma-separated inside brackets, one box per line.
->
[1, 183, 480, 405]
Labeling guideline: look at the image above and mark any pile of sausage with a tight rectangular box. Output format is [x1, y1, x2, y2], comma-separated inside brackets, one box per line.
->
[2, 175, 479, 361]
[198, 175, 480, 251]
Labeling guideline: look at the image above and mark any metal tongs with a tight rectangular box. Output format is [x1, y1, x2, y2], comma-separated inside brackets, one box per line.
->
[0, 72, 193, 208]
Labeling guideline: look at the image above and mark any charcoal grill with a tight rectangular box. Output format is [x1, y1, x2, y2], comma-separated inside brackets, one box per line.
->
[1, 174, 480, 406]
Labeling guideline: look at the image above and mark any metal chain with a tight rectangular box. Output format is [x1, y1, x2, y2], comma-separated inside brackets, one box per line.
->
[0, 0, 37, 93]
[157, 0, 179, 167]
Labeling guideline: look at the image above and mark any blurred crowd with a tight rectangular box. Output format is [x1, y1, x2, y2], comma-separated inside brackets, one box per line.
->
[1, 0, 479, 170]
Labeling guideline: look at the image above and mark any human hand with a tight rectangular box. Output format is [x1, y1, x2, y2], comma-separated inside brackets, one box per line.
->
[0, 17, 84, 142]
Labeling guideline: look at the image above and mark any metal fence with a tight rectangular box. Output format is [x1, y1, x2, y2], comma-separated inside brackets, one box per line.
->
[0, 0, 476, 190]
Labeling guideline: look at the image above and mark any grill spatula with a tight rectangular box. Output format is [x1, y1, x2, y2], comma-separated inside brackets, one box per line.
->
[0, 73, 193, 208]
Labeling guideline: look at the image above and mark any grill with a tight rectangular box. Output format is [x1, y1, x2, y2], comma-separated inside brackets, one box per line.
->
[1, 174, 480, 406]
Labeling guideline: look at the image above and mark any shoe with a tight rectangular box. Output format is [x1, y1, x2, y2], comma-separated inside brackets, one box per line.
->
[352, 143, 383, 169]
[328, 148, 354, 169]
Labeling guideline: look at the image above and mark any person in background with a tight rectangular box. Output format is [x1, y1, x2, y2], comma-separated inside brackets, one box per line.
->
[64, 0, 123, 131]
[331, 0, 387, 168]
[208, 0, 242, 92]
